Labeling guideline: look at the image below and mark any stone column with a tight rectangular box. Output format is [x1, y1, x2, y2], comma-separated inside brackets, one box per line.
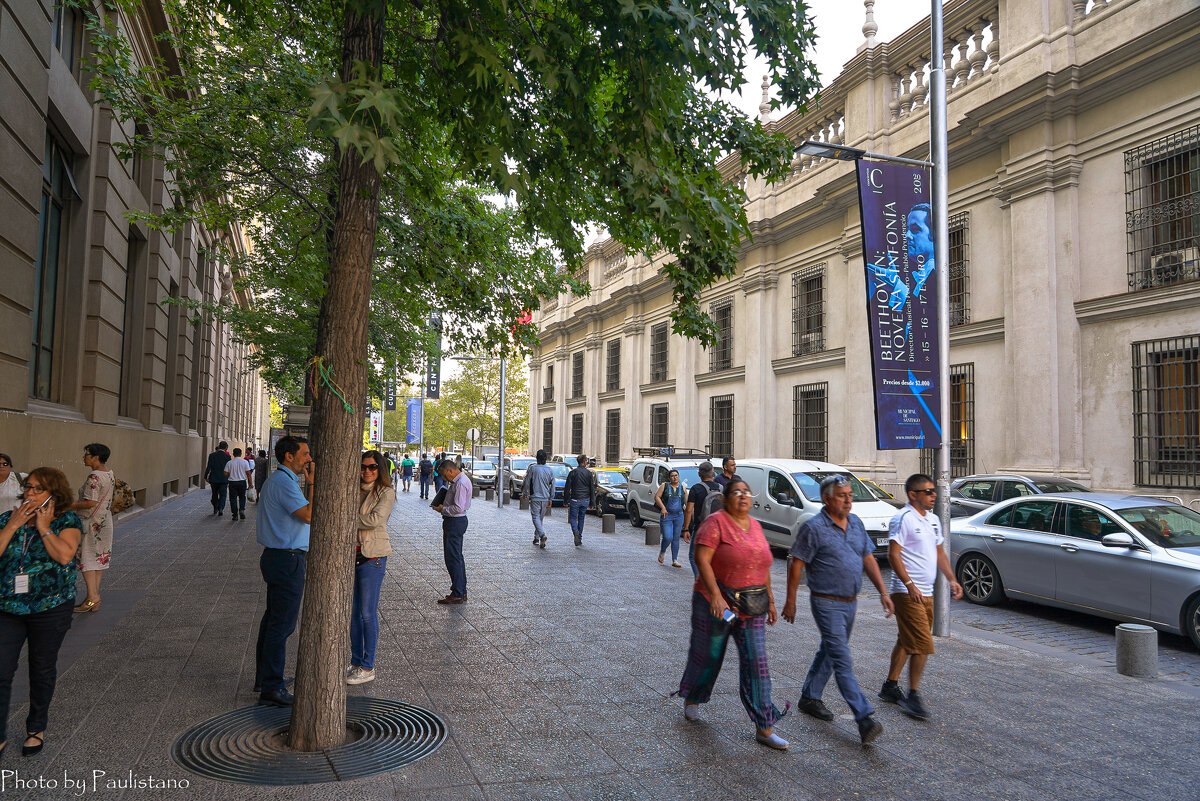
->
[739, 270, 778, 457]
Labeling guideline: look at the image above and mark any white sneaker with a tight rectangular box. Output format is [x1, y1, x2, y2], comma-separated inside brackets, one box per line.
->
[345, 664, 356, 678]
[346, 667, 376, 685]
[684, 703, 700, 722]
[672, 561, 683, 568]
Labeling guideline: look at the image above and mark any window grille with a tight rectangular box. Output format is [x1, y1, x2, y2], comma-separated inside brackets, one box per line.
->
[605, 409, 620, 465]
[649, 403, 669, 448]
[792, 383, 828, 460]
[650, 323, 669, 382]
[791, 264, 825, 355]
[31, 135, 70, 400]
[542, 417, 553, 454]
[921, 364, 975, 477]
[1132, 335, 1199, 488]
[710, 302, 733, 372]
[544, 364, 554, 403]
[1125, 125, 1200, 290]
[571, 413, 584, 455]
[948, 213, 970, 326]
[709, 395, 734, 459]
[606, 338, 621, 391]
[571, 351, 584, 398]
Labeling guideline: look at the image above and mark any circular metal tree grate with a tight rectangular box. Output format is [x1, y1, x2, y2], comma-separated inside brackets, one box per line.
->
[172, 696, 447, 785]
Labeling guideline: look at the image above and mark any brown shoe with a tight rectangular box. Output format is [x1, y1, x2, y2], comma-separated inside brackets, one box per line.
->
[74, 599, 100, 613]
[437, 595, 467, 605]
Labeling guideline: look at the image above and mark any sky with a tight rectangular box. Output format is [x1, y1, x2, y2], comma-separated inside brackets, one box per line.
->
[727, 0, 933, 120]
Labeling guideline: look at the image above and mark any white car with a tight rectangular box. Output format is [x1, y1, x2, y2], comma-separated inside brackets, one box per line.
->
[625, 455, 713, 527]
[466, 459, 497, 488]
[736, 459, 900, 556]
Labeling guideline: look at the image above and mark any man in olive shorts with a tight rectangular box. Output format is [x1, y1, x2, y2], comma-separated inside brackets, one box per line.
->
[879, 473, 962, 720]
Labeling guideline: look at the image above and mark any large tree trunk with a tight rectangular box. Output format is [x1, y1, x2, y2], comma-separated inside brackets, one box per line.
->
[289, 6, 385, 752]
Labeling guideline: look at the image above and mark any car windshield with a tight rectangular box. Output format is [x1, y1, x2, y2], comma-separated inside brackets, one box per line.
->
[792, 472, 876, 503]
[473, 461, 494, 470]
[595, 472, 627, 486]
[559, 457, 578, 467]
[509, 458, 534, 470]
[1115, 506, 1200, 549]
[670, 467, 702, 487]
[1032, 480, 1089, 493]
[550, 464, 570, 478]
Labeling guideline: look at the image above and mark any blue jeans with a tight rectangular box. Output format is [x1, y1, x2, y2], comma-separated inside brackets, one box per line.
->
[442, 516, 468, 597]
[568, 499, 589, 537]
[351, 557, 387, 669]
[802, 595, 874, 721]
[659, 513, 683, 560]
[255, 548, 307, 692]
[419, 475, 432, 498]
[687, 529, 699, 577]
[530, 499, 550, 539]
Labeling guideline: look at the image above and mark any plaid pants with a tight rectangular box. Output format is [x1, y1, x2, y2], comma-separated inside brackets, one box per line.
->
[677, 592, 784, 729]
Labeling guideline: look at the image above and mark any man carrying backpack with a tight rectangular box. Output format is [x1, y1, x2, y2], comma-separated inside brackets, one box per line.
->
[681, 461, 722, 578]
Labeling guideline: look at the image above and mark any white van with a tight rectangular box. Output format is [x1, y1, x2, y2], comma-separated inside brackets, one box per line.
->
[737, 459, 898, 557]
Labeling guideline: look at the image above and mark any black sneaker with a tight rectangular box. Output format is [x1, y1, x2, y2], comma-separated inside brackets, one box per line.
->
[533, 535, 540, 545]
[797, 696, 834, 721]
[878, 680, 905, 704]
[857, 715, 883, 744]
[898, 689, 930, 720]
[539, 537, 547, 549]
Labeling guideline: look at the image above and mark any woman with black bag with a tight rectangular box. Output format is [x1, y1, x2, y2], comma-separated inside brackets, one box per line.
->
[674, 479, 789, 750]
[347, 450, 395, 686]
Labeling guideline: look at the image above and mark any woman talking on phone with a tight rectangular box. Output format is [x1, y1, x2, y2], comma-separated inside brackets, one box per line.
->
[674, 478, 789, 750]
[0, 467, 82, 758]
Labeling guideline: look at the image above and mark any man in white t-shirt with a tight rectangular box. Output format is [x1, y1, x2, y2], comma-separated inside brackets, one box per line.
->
[224, 447, 254, 522]
[878, 473, 962, 720]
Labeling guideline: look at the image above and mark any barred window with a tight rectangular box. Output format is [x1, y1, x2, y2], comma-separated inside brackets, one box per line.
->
[921, 364, 976, 478]
[792, 382, 828, 460]
[649, 403, 669, 448]
[606, 338, 621, 391]
[650, 323, 669, 382]
[949, 212, 970, 326]
[792, 264, 825, 355]
[31, 135, 72, 400]
[1133, 335, 1199, 488]
[709, 395, 734, 459]
[710, 302, 733, 372]
[542, 417, 553, 454]
[571, 413, 584, 455]
[543, 364, 554, 404]
[571, 351, 584, 398]
[1126, 125, 1199, 290]
[605, 408, 621, 465]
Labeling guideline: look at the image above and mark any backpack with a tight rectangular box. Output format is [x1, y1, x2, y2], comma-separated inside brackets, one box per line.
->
[694, 481, 724, 528]
[110, 478, 135, 514]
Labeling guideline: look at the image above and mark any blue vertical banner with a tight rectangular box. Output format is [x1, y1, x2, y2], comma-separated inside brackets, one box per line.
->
[406, 398, 422, 444]
[856, 161, 942, 450]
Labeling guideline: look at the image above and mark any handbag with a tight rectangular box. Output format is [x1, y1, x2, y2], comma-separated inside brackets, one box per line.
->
[718, 582, 770, 617]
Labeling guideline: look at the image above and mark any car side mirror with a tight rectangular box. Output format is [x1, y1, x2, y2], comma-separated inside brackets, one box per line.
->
[776, 494, 794, 506]
[1101, 532, 1137, 549]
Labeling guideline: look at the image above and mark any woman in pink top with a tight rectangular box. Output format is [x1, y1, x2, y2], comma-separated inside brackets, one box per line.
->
[675, 479, 789, 750]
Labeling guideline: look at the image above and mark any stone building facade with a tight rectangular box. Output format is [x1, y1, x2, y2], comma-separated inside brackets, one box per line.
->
[529, 0, 1200, 502]
[0, 0, 268, 510]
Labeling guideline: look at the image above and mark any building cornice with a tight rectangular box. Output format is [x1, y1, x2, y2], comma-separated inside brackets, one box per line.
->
[949, 317, 1005, 346]
[536, 401, 556, 412]
[565, 395, 587, 408]
[639, 379, 677, 396]
[1074, 281, 1200, 325]
[597, 389, 626, 403]
[771, 348, 847, 376]
[694, 366, 746, 387]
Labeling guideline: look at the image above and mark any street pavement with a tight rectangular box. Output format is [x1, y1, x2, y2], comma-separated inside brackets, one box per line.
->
[4, 486, 1200, 800]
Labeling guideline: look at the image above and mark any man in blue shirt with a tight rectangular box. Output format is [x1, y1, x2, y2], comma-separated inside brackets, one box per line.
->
[253, 435, 313, 706]
[782, 475, 893, 744]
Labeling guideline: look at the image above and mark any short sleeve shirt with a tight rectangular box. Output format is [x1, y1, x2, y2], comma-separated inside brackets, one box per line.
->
[693, 511, 774, 602]
[0, 510, 80, 614]
[887, 504, 944, 595]
[789, 509, 872, 597]
[225, 459, 250, 482]
[256, 466, 310, 550]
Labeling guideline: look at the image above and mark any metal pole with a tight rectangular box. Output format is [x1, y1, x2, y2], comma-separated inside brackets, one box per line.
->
[930, 0, 953, 637]
[498, 357, 506, 509]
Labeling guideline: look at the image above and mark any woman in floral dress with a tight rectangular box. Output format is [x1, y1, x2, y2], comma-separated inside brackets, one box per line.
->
[69, 443, 114, 613]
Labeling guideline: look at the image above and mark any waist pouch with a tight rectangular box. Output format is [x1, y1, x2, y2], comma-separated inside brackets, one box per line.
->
[718, 582, 770, 617]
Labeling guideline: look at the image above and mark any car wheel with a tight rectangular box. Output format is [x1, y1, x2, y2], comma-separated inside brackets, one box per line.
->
[628, 499, 643, 528]
[956, 554, 1005, 606]
[1184, 595, 1200, 651]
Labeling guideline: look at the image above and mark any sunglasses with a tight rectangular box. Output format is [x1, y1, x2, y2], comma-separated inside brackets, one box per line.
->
[913, 488, 938, 495]
[360, 463, 379, 471]
[728, 489, 752, 498]
[23, 483, 45, 492]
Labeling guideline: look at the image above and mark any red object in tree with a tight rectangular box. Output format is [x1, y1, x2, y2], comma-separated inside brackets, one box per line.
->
[511, 309, 533, 336]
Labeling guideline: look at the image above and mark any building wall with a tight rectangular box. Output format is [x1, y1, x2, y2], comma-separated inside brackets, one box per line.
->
[0, 0, 268, 509]
[529, 0, 1200, 502]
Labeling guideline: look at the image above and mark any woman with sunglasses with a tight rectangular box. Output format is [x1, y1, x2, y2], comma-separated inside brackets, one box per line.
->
[675, 479, 789, 750]
[68, 444, 114, 613]
[654, 469, 686, 567]
[0, 467, 82, 758]
[347, 450, 395, 685]
[0, 454, 22, 513]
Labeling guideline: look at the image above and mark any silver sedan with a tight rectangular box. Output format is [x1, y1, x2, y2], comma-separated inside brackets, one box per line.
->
[951, 493, 1200, 649]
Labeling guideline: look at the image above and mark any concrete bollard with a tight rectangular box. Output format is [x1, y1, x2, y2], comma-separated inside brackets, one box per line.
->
[503, 490, 511, 505]
[472, 485, 480, 498]
[645, 522, 661, 547]
[485, 488, 495, 501]
[602, 513, 616, 534]
[1115, 623, 1157, 678]
[519, 496, 529, 510]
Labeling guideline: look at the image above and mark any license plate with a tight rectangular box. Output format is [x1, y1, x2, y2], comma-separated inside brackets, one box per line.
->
[875, 538, 889, 548]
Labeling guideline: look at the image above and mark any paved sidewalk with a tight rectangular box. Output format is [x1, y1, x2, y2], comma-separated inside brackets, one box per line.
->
[3, 488, 1198, 800]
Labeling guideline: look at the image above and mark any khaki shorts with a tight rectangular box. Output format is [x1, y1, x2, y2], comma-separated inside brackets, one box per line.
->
[892, 592, 935, 655]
